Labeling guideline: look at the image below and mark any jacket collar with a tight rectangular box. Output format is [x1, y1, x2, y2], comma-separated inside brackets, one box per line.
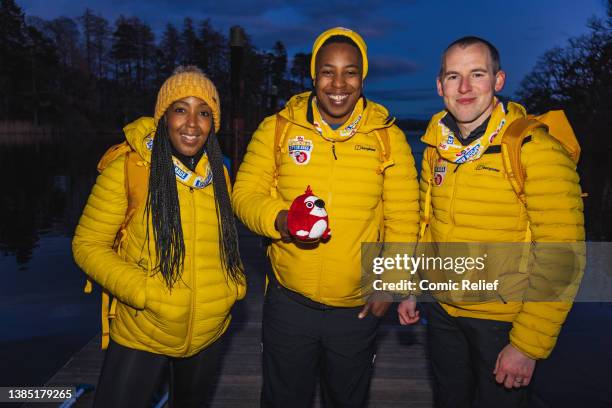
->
[441, 114, 490, 146]
[279, 91, 396, 135]
[421, 99, 527, 148]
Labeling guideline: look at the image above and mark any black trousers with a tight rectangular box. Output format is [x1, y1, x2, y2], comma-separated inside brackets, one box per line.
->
[426, 302, 529, 408]
[93, 337, 224, 408]
[261, 283, 380, 408]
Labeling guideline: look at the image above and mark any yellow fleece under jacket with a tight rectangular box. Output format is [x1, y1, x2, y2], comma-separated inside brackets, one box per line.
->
[72, 117, 246, 357]
[419, 101, 585, 359]
[232, 92, 420, 307]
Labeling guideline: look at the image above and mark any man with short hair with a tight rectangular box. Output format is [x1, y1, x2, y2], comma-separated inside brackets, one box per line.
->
[233, 27, 420, 407]
[398, 36, 584, 407]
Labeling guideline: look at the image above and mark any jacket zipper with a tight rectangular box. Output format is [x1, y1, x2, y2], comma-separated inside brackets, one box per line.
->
[448, 162, 459, 239]
[184, 186, 196, 353]
[319, 142, 337, 300]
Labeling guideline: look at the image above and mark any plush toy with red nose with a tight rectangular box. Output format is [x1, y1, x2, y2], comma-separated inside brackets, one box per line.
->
[287, 186, 331, 241]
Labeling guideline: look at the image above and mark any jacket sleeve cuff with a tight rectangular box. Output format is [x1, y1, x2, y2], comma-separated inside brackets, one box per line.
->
[509, 326, 549, 360]
[261, 201, 288, 239]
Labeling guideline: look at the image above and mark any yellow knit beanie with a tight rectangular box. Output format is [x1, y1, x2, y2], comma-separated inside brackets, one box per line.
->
[310, 27, 368, 80]
[154, 66, 221, 132]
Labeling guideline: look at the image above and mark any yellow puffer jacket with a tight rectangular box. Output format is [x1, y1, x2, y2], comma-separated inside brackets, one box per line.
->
[233, 92, 420, 307]
[73, 117, 246, 357]
[420, 101, 585, 359]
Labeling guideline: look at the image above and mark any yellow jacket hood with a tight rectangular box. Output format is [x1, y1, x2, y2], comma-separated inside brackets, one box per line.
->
[122, 116, 156, 163]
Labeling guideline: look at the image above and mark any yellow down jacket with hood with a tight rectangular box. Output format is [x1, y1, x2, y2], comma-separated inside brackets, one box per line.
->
[73, 117, 246, 357]
[419, 100, 585, 359]
[232, 92, 420, 307]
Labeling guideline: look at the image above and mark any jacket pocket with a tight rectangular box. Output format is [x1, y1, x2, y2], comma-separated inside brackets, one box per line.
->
[143, 277, 191, 341]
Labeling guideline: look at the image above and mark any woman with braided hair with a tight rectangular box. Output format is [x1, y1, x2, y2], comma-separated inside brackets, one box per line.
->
[73, 66, 246, 408]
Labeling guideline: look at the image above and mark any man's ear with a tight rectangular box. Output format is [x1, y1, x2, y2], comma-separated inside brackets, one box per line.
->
[436, 77, 443, 97]
[494, 70, 506, 93]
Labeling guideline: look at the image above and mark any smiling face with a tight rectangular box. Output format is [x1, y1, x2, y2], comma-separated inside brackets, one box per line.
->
[437, 42, 506, 136]
[314, 42, 363, 125]
[165, 96, 212, 156]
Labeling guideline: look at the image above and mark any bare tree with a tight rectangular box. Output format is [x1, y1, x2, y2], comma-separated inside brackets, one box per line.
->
[291, 52, 311, 89]
[518, 2, 612, 239]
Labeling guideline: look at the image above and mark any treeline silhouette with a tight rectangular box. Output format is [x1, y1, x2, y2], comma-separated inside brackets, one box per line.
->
[0, 0, 312, 131]
[518, 1, 611, 240]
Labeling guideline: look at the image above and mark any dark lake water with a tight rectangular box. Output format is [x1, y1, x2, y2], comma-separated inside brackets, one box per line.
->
[0, 133, 123, 387]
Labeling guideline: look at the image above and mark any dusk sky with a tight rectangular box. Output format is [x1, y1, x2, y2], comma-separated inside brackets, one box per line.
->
[18, 0, 608, 118]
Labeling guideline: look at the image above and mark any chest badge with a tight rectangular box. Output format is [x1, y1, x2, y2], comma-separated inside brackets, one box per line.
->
[288, 136, 314, 165]
[433, 158, 447, 186]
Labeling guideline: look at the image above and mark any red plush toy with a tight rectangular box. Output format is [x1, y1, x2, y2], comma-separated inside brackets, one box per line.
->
[287, 186, 331, 241]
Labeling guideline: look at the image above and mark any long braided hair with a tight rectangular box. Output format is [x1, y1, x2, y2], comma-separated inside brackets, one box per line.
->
[145, 116, 244, 289]
[205, 127, 244, 285]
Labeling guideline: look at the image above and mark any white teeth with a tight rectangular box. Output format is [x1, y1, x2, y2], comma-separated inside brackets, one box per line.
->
[181, 134, 198, 140]
[329, 94, 348, 102]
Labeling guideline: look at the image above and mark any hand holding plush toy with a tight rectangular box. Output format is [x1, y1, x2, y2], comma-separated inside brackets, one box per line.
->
[287, 186, 331, 241]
